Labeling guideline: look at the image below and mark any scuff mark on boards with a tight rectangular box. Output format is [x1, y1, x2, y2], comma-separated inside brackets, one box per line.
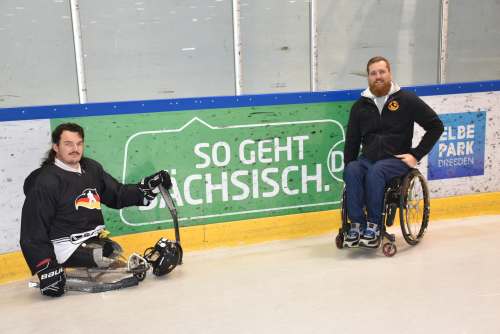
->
[350, 72, 367, 78]
[250, 112, 278, 115]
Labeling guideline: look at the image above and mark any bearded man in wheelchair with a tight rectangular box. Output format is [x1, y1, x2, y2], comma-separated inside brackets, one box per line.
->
[342, 57, 444, 249]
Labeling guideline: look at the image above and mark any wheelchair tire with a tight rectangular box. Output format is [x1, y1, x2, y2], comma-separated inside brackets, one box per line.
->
[335, 234, 343, 249]
[399, 170, 430, 246]
[383, 243, 397, 257]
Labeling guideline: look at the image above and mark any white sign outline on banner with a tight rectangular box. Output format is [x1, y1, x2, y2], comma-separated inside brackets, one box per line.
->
[120, 117, 345, 226]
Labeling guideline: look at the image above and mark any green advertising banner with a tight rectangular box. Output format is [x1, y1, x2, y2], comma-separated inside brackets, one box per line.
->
[52, 101, 353, 236]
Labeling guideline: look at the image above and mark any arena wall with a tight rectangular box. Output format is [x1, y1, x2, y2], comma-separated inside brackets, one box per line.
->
[1, 81, 499, 283]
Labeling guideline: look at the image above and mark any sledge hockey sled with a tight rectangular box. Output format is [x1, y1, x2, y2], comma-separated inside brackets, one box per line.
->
[30, 184, 183, 293]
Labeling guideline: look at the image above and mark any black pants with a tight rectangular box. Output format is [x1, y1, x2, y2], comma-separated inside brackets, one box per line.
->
[61, 237, 117, 269]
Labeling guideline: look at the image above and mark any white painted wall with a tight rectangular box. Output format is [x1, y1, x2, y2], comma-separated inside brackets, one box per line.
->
[0, 120, 51, 254]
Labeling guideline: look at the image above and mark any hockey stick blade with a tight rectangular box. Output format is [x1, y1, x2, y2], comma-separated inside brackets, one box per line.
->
[159, 184, 183, 265]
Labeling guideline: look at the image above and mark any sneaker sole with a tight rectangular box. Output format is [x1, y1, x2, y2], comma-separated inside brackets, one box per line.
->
[359, 238, 379, 248]
[343, 239, 360, 248]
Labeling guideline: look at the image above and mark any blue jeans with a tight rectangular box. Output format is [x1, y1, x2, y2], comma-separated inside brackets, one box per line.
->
[343, 156, 410, 228]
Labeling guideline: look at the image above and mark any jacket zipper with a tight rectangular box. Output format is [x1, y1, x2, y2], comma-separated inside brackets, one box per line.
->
[367, 95, 395, 160]
[368, 95, 395, 132]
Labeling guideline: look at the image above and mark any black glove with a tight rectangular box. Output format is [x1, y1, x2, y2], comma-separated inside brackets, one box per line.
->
[36, 260, 66, 297]
[138, 170, 172, 201]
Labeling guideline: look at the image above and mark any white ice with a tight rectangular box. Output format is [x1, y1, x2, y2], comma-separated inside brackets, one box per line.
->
[1, 215, 499, 334]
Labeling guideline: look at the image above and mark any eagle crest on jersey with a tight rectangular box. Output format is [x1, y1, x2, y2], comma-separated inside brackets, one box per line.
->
[75, 188, 101, 210]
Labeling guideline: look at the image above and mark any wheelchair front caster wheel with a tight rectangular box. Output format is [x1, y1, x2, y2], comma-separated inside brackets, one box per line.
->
[383, 243, 397, 257]
[335, 234, 343, 249]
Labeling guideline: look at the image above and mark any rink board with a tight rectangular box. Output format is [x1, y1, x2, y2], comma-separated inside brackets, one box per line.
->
[1, 81, 500, 283]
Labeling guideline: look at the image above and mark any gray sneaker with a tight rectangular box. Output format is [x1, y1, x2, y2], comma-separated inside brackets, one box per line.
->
[343, 223, 365, 248]
[360, 222, 380, 248]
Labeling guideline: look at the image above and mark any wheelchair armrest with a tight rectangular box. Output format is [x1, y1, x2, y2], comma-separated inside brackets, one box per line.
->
[385, 177, 402, 189]
[385, 168, 419, 189]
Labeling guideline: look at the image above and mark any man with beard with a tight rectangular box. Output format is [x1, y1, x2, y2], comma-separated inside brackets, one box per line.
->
[20, 123, 172, 297]
[342, 57, 443, 248]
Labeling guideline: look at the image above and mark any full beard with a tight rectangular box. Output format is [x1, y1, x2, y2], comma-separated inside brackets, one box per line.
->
[369, 79, 392, 97]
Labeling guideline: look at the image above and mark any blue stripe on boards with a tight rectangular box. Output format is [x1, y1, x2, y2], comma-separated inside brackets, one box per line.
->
[1, 80, 498, 122]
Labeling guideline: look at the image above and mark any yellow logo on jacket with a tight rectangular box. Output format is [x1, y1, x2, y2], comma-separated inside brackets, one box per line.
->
[388, 101, 399, 111]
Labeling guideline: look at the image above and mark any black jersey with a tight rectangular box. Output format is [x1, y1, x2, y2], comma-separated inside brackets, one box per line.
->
[20, 158, 145, 275]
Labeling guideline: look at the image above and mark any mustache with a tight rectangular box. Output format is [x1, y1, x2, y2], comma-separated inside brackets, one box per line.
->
[70, 152, 80, 155]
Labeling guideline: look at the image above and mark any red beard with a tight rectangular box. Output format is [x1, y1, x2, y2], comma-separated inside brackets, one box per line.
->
[369, 79, 392, 97]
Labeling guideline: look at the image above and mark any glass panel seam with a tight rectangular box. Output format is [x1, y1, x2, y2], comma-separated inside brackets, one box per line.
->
[310, 0, 318, 92]
[70, 0, 88, 103]
[232, 0, 243, 95]
[439, 0, 449, 84]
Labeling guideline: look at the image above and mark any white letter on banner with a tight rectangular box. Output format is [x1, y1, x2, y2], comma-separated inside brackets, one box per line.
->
[439, 128, 447, 141]
[466, 141, 474, 154]
[282, 166, 299, 195]
[331, 151, 344, 172]
[139, 196, 157, 210]
[161, 177, 184, 207]
[438, 143, 447, 158]
[467, 125, 475, 139]
[240, 139, 256, 164]
[457, 142, 465, 156]
[274, 137, 292, 162]
[458, 126, 466, 139]
[258, 139, 273, 163]
[231, 171, 250, 201]
[252, 169, 259, 198]
[195, 143, 211, 168]
[184, 175, 203, 205]
[206, 173, 228, 203]
[262, 168, 279, 197]
[212, 142, 230, 167]
[293, 136, 309, 160]
[302, 164, 322, 193]
[446, 143, 456, 157]
[448, 127, 456, 140]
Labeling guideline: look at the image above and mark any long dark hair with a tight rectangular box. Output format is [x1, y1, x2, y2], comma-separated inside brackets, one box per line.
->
[42, 123, 85, 166]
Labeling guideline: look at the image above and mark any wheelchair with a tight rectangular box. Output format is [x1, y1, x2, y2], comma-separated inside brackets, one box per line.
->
[335, 168, 430, 257]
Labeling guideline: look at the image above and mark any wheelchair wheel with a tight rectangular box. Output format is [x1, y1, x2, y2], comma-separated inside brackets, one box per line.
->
[399, 171, 430, 245]
[335, 233, 343, 249]
[383, 243, 397, 257]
